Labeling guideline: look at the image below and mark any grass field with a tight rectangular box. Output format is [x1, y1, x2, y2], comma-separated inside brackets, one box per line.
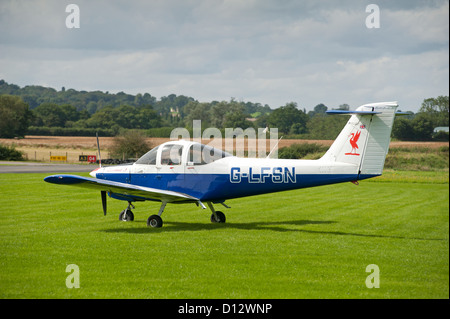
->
[0, 170, 448, 299]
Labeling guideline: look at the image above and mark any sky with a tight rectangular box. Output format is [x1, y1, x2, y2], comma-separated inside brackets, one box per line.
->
[0, 0, 448, 112]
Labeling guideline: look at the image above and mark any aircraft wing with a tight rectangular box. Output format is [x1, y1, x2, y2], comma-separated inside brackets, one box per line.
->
[44, 174, 199, 203]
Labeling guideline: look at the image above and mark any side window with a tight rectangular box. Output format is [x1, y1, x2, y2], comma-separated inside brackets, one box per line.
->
[189, 144, 206, 165]
[161, 144, 183, 165]
[188, 144, 231, 165]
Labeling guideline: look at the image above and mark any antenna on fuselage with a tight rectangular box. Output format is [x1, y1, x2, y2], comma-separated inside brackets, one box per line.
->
[96, 132, 102, 168]
[266, 136, 283, 159]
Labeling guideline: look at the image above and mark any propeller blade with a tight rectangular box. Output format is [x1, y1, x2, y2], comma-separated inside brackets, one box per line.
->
[101, 191, 107, 215]
[96, 132, 102, 168]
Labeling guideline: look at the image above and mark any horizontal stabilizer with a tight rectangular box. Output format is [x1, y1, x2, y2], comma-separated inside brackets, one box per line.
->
[326, 110, 381, 115]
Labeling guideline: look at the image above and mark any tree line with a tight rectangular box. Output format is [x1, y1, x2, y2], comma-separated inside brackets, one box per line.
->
[0, 80, 448, 141]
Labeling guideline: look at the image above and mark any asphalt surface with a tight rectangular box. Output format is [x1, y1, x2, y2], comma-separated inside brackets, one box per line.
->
[0, 161, 97, 174]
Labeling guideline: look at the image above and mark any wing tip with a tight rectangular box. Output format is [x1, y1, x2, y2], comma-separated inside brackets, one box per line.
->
[44, 174, 89, 185]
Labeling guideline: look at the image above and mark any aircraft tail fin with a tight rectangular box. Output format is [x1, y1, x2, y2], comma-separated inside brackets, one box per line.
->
[320, 102, 398, 178]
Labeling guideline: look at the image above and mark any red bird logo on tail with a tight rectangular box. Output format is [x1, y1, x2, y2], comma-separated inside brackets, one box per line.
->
[345, 130, 361, 156]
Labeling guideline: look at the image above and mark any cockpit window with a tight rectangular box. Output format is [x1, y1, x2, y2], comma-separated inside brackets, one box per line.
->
[189, 144, 232, 165]
[135, 146, 159, 165]
[161, 144, 183, 165]
[135, 143, 231, 166]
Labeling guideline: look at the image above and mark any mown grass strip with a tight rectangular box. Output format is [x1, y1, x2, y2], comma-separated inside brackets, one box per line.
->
[0, 172, 448, 299]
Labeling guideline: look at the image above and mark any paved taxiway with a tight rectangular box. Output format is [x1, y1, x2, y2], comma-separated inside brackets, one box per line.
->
[0, 161, 96, 174]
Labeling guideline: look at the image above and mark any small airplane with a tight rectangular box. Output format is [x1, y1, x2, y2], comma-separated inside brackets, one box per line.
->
[44, 101, 400, 228]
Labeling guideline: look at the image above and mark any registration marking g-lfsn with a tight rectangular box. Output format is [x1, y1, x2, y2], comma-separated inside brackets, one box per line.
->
[230, 167, 296, 184]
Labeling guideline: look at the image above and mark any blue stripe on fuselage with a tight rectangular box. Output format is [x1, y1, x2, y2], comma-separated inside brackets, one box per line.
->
[96, 172, 364, 202]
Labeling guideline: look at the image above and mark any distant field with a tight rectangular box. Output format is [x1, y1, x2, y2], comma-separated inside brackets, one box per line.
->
[0, 170, 448, 299]
[1, 135, 448, 164]
[1, 135, 447, 149]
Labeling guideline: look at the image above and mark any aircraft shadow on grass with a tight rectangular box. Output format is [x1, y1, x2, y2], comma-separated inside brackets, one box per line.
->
[101, 219, 447, 241]
[102, 219, 334, 233]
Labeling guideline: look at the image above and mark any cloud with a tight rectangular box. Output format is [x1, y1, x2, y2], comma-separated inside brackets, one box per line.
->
[0, 0, 448, 112]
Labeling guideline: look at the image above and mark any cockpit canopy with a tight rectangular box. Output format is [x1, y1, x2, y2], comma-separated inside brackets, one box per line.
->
[135, 142, 232, 166]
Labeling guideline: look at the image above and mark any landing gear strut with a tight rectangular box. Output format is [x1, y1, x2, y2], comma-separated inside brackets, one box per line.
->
[119, 202, 135, 221]
[207, 202, 226, 223]
[134, 200, 228, 228]
[210, 211, 226, 223]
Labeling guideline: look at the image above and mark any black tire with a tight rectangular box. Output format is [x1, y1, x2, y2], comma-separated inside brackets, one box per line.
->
[147, 214, 163, 228]
[210, 211, 226, 223]
[119, 209, 134, 221]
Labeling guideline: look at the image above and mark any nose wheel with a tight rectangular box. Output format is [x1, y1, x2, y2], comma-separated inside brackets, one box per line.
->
[119, 202, 135, 221]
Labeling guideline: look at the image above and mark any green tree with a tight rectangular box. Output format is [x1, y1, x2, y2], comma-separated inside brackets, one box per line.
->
[255, 113, 270, 129]
[411, 113, 434, 140]
[308, 103, 328, 118]
[392, 117, 414, 140]
[137, 105, 162, 129]
[223, 110, 254, 129]
[0, 95, 32, 138]
[209, 101, 229, 128]
[115, 105, 139, 129]
[267, 102, 308, 135]
[33, 103, 80, 127]
[109, 130, 151, 159]
[419, 96, 449, 127]
[184, 101, 212, 127]
[0, 143, 24, 160]
[33, 103, 65, 126]
[85, 106, 117, 129]
[313, 103, 327, 114]
[209, 100, 251, 128]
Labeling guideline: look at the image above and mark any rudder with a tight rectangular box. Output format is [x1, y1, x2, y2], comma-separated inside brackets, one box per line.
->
[359, 102, 398, 177]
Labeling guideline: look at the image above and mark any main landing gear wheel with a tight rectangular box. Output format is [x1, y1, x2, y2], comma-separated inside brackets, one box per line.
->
[210, 211, 226, 223]
[147, 201, 167, 228]
[147, 215, 163, 228]
[119, 209, 134, 221]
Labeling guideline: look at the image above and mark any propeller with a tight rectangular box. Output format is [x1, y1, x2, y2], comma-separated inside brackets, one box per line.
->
[96, 132, 102, 168]
[101, 191, 107, 215]
[97, 133, 107, 216]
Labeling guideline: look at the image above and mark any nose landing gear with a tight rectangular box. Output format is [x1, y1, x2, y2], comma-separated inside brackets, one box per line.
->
[119, 202, 135, 221]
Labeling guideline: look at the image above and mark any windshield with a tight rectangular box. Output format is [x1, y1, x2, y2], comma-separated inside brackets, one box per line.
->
[135, 146, 159, 165]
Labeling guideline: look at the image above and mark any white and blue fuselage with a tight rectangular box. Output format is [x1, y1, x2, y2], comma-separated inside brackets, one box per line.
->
[90, 142, 368, 203]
